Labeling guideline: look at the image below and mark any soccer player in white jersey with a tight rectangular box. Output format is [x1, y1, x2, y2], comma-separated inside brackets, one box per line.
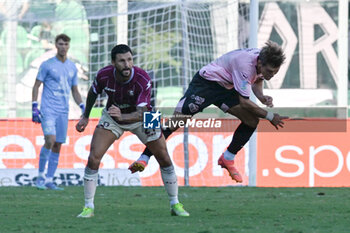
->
[129, 41, 288, 183]
[32, 34, 85, 190]
[75, 44, 189, 218]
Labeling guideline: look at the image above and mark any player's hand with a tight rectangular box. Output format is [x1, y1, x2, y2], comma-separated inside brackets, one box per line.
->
[269, 113, 288, 130]
[32, 102, 42, 124]
[108, 105, 122, 121]
[261, 95, 273, 108]
[76, 116, 89, 132]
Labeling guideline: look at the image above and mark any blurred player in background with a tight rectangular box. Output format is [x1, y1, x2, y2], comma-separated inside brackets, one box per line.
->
[75, 44, 189, 218]
[129, 41, 288, 183]
[32, 34, 85, 190]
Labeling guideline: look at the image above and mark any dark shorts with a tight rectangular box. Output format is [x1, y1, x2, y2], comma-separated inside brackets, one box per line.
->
[176, 72, 240, 115]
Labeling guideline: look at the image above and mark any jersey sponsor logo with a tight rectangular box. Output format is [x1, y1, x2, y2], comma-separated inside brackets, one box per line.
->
[117, 104, 131, 109]
[143, 110, 161, 129]
[104, 87, 116, 92]
[53, 90, 67, 96]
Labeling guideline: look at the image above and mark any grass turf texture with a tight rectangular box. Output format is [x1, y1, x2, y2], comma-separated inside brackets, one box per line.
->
[1, 186, 349, 233]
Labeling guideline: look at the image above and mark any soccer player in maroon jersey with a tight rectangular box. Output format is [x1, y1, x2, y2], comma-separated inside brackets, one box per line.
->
[75, 44, 189, 218]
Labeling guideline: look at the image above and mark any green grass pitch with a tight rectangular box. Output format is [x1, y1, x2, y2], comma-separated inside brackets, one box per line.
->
[1, 186, 349, 233]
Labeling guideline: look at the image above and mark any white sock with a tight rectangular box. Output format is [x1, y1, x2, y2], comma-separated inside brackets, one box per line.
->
[223, 150, 236, 160]
[138, 154, 150, 163]
[38, 172, 45, 177]
[84, 167, 98, 209]
[160, 165, 179, 206]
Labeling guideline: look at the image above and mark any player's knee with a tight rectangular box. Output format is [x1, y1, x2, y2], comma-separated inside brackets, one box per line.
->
[44, 140, 54, 149]
[52, 143, 62, 152]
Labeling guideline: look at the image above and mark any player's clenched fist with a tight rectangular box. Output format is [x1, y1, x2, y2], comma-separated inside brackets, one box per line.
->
[76, 117, 89, 132]
[108, 105, 122, 121]
[261, 95, 273, 108]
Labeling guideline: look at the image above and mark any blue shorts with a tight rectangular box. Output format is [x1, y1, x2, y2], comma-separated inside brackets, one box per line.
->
[41, 111, 69, 143]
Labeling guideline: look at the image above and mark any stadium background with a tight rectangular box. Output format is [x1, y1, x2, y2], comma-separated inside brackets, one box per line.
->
[0, 0, 349, 187]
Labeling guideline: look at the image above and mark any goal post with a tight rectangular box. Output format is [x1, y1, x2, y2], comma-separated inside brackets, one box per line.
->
[248, 0, 259, 187]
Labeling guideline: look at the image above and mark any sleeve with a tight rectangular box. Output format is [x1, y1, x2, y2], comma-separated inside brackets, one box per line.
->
[136, 78, 151, 107]
[231, 70, 251, 97]
[91, 72, 103, 94]
[36, 62, 48, 82]
[71, 63, 78, 86]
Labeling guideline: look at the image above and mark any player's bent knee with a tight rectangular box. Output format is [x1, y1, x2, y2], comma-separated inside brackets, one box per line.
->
[44, 140, 55, 149]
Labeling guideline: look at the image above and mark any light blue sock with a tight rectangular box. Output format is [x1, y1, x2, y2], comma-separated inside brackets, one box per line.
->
[223, 150, 236, 161]
[38, 147, 50, 174]
[46, 151, 60, 179]
[139, 154, 150, 163]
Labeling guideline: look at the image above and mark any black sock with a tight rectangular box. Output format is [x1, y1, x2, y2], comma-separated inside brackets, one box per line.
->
[142, 127, 173, 158]
[227, 123, 256, 154]
[162, 127, 173, 139]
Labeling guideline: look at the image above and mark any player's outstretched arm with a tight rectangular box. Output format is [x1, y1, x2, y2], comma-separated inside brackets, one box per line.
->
[239, 95, 269, 118]
[239, 95, 288, 129]
[76, 87, 97, 132]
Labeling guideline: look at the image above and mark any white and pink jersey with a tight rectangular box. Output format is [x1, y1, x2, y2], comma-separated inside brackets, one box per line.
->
[199, 48, 262, 97]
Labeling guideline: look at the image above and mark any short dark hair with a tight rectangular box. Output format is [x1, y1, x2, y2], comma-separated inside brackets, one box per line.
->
[111, 44, 133, 61]
[55, 34, 71, 43]
[259, 41, 286, 68]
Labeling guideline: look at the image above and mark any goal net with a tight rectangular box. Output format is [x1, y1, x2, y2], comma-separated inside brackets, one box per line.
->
[0, 0, 346, 187]
[0, 0, 251, 186]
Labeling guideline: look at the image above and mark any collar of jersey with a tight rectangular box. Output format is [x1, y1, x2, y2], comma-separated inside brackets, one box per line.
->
[54, 55, 68, 64]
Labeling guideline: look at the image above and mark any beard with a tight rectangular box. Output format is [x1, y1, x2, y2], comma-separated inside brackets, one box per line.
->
[119, 68, 131, 77]
[115, 67, 132, 82]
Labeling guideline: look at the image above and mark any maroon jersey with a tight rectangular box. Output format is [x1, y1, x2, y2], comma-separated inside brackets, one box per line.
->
[92, 65, 152, 114]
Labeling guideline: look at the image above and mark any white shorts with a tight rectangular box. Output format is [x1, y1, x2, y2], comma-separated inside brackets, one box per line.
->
[97, 109, 161, 144]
